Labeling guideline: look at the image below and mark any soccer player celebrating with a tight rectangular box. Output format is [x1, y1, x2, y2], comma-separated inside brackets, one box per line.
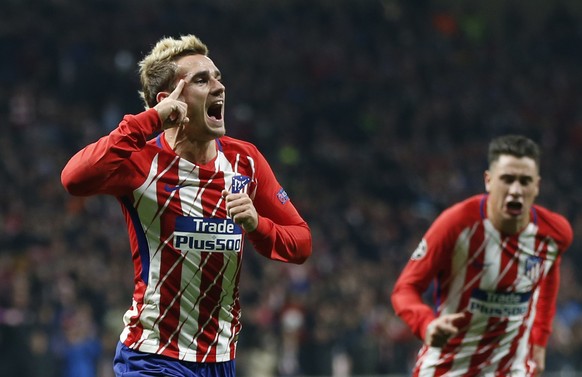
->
[61, 34, 312, 377]
[391, 135, 573, 376]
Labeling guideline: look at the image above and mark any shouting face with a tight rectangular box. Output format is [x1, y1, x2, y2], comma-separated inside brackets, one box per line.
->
[484, 154, 540, 235]
[173, 54, 226, 141]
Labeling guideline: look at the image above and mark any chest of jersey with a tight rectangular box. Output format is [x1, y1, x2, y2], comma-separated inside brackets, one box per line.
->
[127, 152, 255, 258]
[442, 220, 560, 319]
[453, 221, 558, 292]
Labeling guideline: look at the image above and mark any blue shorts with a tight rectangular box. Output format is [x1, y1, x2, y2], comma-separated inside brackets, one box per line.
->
[113, 342, 236, 377]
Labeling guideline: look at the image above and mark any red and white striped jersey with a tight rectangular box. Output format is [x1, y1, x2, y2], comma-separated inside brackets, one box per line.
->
[391, 194, 572, 377]
[61, 109, 312, 362]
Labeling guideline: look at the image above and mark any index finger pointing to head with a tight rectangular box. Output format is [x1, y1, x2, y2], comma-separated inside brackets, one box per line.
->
[168, 79, 185, 99]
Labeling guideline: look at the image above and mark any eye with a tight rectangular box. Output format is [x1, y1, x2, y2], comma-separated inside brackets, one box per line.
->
[501, 175, 516, 184]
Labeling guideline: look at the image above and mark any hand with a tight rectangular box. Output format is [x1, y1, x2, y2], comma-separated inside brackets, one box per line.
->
[154, 79, 189, 129]
[424, 312, 466, 347]
[222, 190, 258, 232]
[531, 345, 546, 376]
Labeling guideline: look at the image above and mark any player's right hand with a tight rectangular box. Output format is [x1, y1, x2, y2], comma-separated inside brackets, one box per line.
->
[424, 312, 466, 347]
[154, 79, 189, 129]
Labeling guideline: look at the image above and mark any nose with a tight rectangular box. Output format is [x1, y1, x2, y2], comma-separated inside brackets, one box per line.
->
[211, 77, 225, 95]
[508, 181, 523, 196]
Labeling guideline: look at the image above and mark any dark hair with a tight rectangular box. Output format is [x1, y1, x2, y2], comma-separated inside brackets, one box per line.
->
[488, 135, 540, 168]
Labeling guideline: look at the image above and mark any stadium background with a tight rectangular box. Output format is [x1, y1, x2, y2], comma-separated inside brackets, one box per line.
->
[1, 0, 582, 376]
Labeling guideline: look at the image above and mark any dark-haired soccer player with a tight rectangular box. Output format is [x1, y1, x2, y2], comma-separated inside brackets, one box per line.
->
[391, 135, 572, 377]
[62, 34, 312, 377]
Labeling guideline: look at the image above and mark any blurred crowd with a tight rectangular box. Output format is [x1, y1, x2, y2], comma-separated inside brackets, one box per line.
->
[1, 0, 582, 376]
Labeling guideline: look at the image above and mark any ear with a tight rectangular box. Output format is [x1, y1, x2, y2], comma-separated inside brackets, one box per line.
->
[533, 176, 541, 198]
[156, 91, 169, 104]
[484, 170, 491, 193]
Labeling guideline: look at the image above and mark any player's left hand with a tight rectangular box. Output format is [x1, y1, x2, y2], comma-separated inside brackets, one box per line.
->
[222, 190, 258, 232]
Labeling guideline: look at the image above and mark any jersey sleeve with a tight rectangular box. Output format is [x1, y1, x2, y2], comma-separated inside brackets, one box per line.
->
[245, 150, 312, 264]
[530, 212, 573, 346]
[61, 109, 161, 197]
[391, 205, 463, 341]
[530, 257, 560, 346]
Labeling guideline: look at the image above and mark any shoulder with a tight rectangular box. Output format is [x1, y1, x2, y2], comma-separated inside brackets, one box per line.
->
[217, 135, 261, 155]
[423, 195, 485, 244]
[145, 132, 164, 148]
[438, 194, 485, 224]
[533, 204, 573, 249]
[217, 136, 272, 171]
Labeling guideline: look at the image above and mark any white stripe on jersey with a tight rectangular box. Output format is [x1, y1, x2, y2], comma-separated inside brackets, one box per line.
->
[446, 224, 480, 314]
[482, 220, 505, 288]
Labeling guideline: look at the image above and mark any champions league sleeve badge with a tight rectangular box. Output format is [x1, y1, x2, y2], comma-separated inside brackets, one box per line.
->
[276, 188, 289, 204]
[411, 239, 428, 260]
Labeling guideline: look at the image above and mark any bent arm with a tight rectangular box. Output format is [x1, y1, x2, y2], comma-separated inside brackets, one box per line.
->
[391, 207, 461, 341]
[246, 152, 312, 264]
[531, 259, 560, 347]
[247, 213, 312, 264]
[391, 260, 438, 341]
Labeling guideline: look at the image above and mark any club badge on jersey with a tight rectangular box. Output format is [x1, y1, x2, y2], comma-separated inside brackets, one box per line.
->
[231, 175, 251, 194]
[525, 255, 543, 283]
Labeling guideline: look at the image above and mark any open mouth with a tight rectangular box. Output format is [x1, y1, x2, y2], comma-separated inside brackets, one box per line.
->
[207, 101, 223, 120]
[506, 201, 523, 216]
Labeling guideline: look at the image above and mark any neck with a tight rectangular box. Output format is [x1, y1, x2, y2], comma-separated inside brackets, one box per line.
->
[495, 219, 524, 235]
[165, 131, 217, 165]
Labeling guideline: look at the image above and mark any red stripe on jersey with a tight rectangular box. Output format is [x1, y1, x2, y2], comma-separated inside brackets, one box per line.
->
[470, 318, 509, 370]
[153, 246, 184, 355]
[199, 167, 225, 218]
[433, 347, 458, 377]
[185, 253, 223, 362]
[459, 223, 487, 311]
[497, 318, 529, 374]
[498, 236, 520, 290]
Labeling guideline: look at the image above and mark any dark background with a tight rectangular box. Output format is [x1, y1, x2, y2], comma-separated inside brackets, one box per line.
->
[1, 0, 582, 376]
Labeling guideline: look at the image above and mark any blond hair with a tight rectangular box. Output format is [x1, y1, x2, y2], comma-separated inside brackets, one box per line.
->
[138, 34, 209, 109]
